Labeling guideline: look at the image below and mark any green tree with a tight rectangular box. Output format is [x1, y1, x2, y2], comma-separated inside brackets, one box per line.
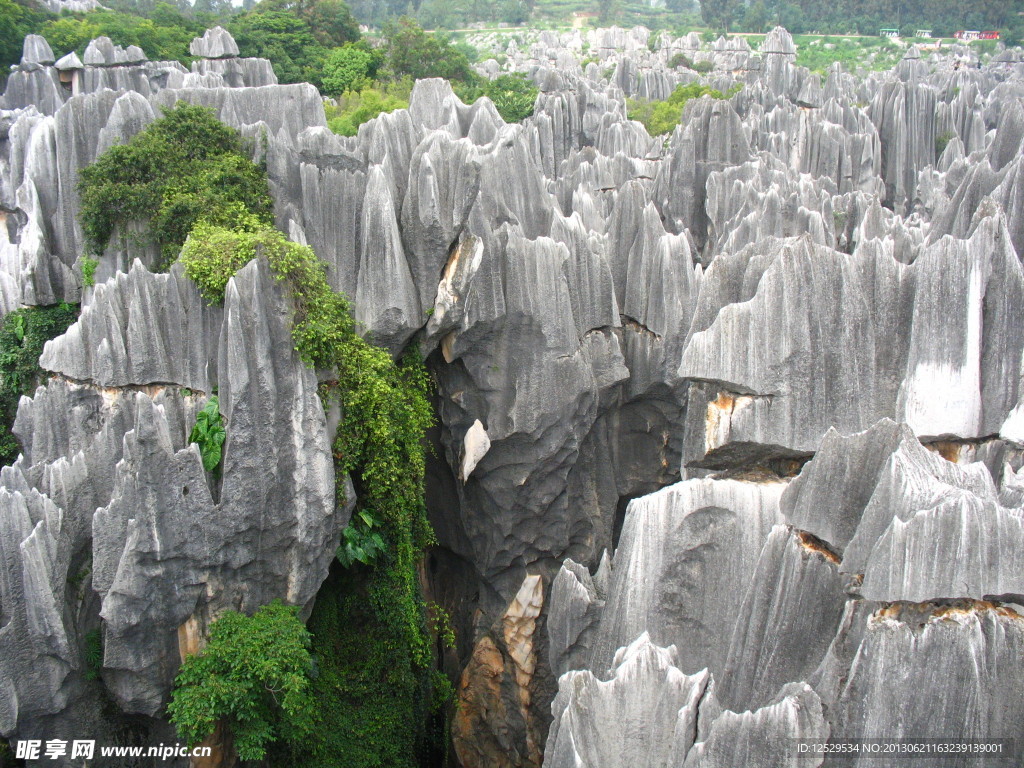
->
[258, 0, 360, 46]
[0, 0, 51, 83]
[628, 81, 742, 136]
[78, 102, 273, 267]
[36, 6, 203, 63]
[741, 0, 770, 31]
[0, 303, 80, 466]
[699, 0, 742, 30]
[454, 72, 539, 123]
[227, 0, 360, 85]
[380, 17, 474, 83]
[228, 8, 327, 85]
[321, 43, 373, 95]
[168, 601, 315, 761]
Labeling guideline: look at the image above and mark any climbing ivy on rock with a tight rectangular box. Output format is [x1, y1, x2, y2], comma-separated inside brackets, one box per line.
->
[178, 220, 440, 765]
[78, 103, 273, 269]
[0, 303, 80, 466]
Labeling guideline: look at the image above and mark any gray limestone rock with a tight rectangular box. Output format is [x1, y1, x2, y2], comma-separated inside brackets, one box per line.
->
[545, 634, 711, 768]
[717, 526, 846, 712]
[828, 602, 1024, 767]
[21, 36, 55, 67]
[683, 683, 828, 768]
[189, 27, 240, 59]
[3, 258, 344, 737]
[39, 261, 218, 392]
[3, 19, 1024, 768]
[589, 478, 785, 676]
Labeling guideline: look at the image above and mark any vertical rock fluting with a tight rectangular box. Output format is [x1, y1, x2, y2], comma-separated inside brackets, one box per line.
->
[1, 21, 1024, 768]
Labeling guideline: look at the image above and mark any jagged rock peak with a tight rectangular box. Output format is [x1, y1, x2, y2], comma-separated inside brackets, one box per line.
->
[189, 26, 240, 59]
[83, 37, 148, 67]
[54, 52, 83, 71]
[21, 35, 55, 67]
[761, 26, 797, 56]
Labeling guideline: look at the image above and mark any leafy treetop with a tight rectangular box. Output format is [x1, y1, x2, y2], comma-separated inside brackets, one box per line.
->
[78, 102, 273, 268]
[454, 72, 539, 123]
[167, 600, 316, 762]
[380, 17, 475, 83]
[627, 81, 742, 136]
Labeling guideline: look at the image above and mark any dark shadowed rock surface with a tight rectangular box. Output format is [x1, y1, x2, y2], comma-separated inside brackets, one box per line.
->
[2, 21, 1024, 768]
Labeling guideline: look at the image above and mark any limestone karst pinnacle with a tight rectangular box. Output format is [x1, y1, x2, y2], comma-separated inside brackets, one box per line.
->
[2, 20, 1024, 768]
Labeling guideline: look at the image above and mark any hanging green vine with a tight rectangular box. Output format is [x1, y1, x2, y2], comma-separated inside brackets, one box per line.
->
[179, 222, 440, 766]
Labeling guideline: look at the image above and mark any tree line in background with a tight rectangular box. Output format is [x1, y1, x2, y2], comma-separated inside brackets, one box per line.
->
[3, 0, 1022, 87]
[1, 0, 540, 130]
[697, 0, 1023, 40]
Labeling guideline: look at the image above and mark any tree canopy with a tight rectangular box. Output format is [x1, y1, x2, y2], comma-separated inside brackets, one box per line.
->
[227, 0, 359, 86]
[168, 601, 316, 761]
[78, 102, 273, 268]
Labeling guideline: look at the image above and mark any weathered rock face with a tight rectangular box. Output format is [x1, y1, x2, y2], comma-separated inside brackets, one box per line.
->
[0, 260, 346, 751]
[2, 19, 1024, 768]
[549, 418, 1024, 766]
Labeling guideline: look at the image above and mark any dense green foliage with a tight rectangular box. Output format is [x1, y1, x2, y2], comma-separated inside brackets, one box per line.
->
[668, 51, 693, 68]
[79, 256, 99, 289]
[1, 0, 49, 82]
[454, 72, 539, 122]
[324, 82, 411, 136]
[0, 739, 14, 768]
[179, 213, 439, 766]
[381, 17, 475, 82]
[228, 0, 359, 86]
[78, 103, 273, 268]
[168, 601, 316, 761]
[190, 395, 226, 473]
[700, 0, 1021, 37]
[83, 628, 104, 681]
[627, 81, 742, 136]
[338, 508, 387, 567]
[794, 34, 903, 73]
[321, 42, 376, 95]
[38, 5, 204, 64]
[0, 303, 79, 466]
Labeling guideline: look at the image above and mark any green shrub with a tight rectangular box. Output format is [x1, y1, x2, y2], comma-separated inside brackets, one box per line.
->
[691, 58, 714, 72]
[935, 130, 955, 158]
[177, 217, 268, 302]
[38, 6, 203, 67]
[627, 81, 742, 136]
[323, 84, 410, 136]
[79, 256, 98, 288]
[454, 72, 539, 122]
[0, 303, 80, 466]
[190, 395, 226, 473]
[668, 51, 693, 68]
[83, 628, 103, 681]
[168, 601, 316, 762]
[78, 103, 273, 269]
[337, 508, 386, 567]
